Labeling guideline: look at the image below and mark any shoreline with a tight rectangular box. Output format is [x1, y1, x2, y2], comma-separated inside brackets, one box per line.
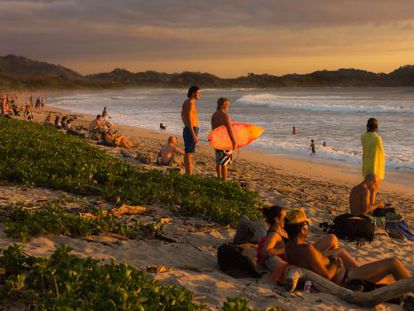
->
[44, 102, 414, 196]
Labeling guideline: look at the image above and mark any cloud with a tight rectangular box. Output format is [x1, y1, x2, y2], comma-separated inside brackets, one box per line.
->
[0, 0, 413, 76]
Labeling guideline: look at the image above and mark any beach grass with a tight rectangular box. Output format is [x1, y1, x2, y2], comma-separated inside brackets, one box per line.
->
[0, 118, 262, 226]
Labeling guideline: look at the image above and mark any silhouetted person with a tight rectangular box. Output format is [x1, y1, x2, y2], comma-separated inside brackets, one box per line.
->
[310, 139, 316, 155]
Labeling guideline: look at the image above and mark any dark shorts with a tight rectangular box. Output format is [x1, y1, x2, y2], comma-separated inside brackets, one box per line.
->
[215, 149, 233, 166]
[183, 127, 199, 153]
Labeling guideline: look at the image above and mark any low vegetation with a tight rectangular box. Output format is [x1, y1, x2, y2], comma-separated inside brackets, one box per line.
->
[0, 203, 163, 242]
[0, 244, 204, 310]
[0, 118, 262, 226]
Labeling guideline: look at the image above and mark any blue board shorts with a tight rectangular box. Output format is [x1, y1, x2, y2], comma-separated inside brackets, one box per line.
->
[183, 126, 199, 153]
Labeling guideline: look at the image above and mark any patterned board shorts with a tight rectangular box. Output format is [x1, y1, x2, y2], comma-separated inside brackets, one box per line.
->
[215, 149, 233, 166]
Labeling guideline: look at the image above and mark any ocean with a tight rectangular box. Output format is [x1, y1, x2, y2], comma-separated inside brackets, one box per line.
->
[48, 87, 414, 173]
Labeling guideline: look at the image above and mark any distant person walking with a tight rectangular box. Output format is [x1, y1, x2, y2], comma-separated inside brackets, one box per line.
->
[292, 126, 296, 135]
[309, 139, 316, 155]
[181, 85, 200, 176]
[361, 118, 385, 205]
[211, 97, 236, 181]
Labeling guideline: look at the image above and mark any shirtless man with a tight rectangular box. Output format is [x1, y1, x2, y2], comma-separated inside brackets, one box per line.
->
[211, 97, 236, 181]
[285, 209, 411, 286]
[349, 174, 384, 215]
[159, 136, 184, 166]
[181, 86, 200, 176]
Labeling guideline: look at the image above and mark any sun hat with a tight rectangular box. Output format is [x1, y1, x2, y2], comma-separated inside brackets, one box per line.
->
[285, 208, 312, 224]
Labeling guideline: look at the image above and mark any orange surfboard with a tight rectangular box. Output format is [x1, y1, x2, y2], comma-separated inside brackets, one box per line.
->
[209, 123, 264, 150]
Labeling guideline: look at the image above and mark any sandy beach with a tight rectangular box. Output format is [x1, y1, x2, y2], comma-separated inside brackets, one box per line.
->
[0, 102, 413, 310]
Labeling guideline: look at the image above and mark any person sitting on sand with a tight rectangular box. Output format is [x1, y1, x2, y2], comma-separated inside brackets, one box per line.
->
[158, 136, 184, 166]
[61, 116, 68, 130]
[102, 129, 133, 149]
[285, 208, 411, 286]
[89, 115, 107, 140]
[211, 97, 236, 181]
[24, 99, 34, 121]
[349, 174, 386, 215]
[54, 116, 62, 129]
[43, 113, 53, 126]
[10, 98, 19, 116]
[258, 205, 357, 291]
[1, 94, 8, 116]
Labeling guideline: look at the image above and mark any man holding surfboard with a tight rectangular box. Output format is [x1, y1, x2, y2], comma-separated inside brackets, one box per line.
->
[211, 97, 237, 181]
[181, 85, 200, 176]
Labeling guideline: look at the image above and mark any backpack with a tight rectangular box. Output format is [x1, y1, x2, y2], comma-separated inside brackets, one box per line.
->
[324, 213, 375, 241]
[217, 243, 260, 278]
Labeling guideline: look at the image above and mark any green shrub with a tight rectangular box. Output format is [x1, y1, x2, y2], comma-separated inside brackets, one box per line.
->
[1, 203, 163, 242]
[0, 118, 262, 225]
[0, 244, 204, 310]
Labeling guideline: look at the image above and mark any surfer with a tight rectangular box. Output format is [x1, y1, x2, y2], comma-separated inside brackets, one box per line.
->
[181, 85, 200, 176]
[361, 118, 385, 206]
[211, 97, 236, 181]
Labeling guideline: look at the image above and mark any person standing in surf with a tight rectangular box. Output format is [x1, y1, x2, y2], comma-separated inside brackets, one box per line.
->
[211, 97, 236, 181]
[181, 86, 200, 176]
[309, 139, 316, 155]
[361, 118, 385, 206]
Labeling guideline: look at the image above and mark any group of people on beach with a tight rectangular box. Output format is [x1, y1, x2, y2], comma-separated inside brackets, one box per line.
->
[245, 116, 414, 293]
[87, 109, 134, 149]
[255, 205, 411, 292]
[1, 93, 45, 120]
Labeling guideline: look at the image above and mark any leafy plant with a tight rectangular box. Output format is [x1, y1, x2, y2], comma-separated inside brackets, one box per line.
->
[1, 203, 163, 242]
[0, 118, 262, 226]
[0, 244, 204, 310]
[222, 297, 280, 311]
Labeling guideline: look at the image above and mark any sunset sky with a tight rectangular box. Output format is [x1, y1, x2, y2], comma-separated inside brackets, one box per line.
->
[1, 0, 413, 77]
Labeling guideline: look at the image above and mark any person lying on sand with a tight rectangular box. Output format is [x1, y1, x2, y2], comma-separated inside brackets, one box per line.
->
[102, 129, 133, 149]
[285, 208, 411, 287]
[66, 119, 86, 138]
[158, 136, 184, 166]
[258, 205, 356, 291]
[349, 174, 385, 215]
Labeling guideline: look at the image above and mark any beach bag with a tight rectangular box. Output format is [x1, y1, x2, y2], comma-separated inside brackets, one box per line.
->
[217, 243, 260, 278]
[329, 213, 375, 241]
[385, 213, 414, 241]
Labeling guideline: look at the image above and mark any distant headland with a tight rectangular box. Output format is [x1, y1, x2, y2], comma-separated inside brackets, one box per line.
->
[1, 55, 413, 90]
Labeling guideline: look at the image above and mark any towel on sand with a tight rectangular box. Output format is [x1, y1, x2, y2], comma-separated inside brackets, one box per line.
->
[361, 132, 385, 180]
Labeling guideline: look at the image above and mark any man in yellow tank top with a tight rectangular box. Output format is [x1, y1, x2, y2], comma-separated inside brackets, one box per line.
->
[361, 118, 385, 205]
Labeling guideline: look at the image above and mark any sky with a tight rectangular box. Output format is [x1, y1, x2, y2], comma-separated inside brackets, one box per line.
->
[0, 0, 413, 77]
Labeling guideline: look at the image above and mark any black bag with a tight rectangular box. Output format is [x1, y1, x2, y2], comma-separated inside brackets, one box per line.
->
[217, 243, 260, 278]
[329, 213, 375, 241]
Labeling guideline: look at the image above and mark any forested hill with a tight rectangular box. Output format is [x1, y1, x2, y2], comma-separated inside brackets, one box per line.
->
[1, 55, 414, 89]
